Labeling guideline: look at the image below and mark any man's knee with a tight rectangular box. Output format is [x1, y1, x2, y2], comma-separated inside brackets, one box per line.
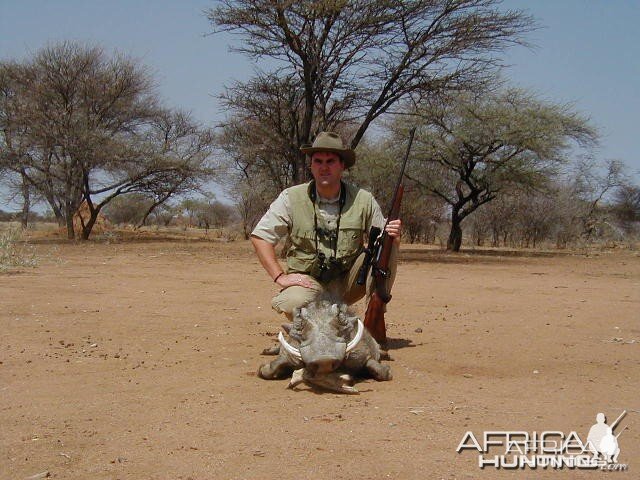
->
[271, 286, 320, 316]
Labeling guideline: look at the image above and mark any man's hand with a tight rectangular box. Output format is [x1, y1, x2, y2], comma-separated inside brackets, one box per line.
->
[385, 219, 402, 240]
[276, 273, 314, 289]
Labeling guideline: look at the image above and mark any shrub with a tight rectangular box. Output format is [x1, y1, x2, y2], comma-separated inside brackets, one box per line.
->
[0, 226, 37, 272]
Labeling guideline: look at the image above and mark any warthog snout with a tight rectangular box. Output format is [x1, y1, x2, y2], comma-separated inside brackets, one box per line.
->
[306, 357, 343, 376]
[299, 340, 347, 375]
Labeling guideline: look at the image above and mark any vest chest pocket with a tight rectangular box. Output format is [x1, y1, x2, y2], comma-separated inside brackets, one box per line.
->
[289, 231, 316, 255]
[337, 219, 365, 257]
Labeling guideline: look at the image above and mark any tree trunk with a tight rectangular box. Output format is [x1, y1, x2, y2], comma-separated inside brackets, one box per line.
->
[65, 206, 75, 240]
[137, 192, 174, 229]
[137, 201, 161, 229]
[294, 151, 307, 185]
[20, 171, 30, 229]
[44, 193, 65, 226]
[447, 212, 463, 252]
[475, 231, 483, 246]
[80, 209, 100, 240]
[64, 179, 76, 239]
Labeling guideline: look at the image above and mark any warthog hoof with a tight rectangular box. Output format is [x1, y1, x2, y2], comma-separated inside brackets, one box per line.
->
[366, 359, 392, 381]
[261, 344, 280, 356]
[257, 363, 270, 379]
[378, 364, 392, 381]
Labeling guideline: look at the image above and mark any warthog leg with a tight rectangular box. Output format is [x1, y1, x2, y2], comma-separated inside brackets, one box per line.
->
[379, 350, 392, 361]
[365, 358, 392, 381]
[257, 356, 294, 380]
[261, 344, 281, 356]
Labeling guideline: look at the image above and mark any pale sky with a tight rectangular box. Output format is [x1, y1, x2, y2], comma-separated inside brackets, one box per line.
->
[1, 0, 639, 184]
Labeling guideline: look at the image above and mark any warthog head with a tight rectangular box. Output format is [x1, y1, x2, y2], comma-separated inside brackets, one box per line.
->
[278, 300, 364, 376]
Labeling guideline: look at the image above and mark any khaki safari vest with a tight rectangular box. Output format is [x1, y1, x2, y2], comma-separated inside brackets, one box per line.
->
[286, 181, 373, 277]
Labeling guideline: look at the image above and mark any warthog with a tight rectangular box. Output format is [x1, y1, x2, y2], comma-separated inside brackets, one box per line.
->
[258, 299, 392, 393]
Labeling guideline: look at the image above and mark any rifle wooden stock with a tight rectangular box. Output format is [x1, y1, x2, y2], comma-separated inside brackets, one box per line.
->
[363, 185, 403, 344]
[364, 292, 387, 344]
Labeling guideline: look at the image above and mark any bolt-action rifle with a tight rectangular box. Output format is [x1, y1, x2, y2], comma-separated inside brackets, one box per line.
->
[357, 127, 416, 344]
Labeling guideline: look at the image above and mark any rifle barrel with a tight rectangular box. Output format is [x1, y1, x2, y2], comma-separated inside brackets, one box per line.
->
[611, 410, 627, 430]
[384, 127, 416, 223]
[615, 426, 628, 439]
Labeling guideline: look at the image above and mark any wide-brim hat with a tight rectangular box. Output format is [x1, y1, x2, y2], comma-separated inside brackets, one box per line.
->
[300, 131, 356, 168]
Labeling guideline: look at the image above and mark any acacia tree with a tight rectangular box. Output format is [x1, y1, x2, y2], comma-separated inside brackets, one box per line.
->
[1, 44, 158, 237]
[612, 183, 640, 236]
[0, 64, 36, 227]
[218, 72, 358, 222]
[217, 73, 307, 196]
[0, 42, 216, 239]
[226, 178, 272, 239]
[134, 109, 217, 229]
[349, 139, 446, 244]
[568, 158, 627, 240]
[208, 0, 534, 185]
[399, 88, 597, 251]
[0, 168, 39, 228]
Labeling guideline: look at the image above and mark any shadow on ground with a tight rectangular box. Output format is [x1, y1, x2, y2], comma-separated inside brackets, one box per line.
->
[400, 246, 575, 265]
[383, 337, 415, 351]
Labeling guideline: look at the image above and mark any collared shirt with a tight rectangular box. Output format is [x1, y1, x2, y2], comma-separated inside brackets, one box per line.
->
[252, 186, 386, 245]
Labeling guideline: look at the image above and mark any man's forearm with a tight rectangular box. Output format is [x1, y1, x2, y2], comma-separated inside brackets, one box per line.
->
[251, 235, 314, 289]
[251, 235, 284, 281]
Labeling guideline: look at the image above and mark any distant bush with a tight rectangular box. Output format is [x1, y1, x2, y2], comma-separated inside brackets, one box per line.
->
[0, 210, 12, 222]
[0, 209, 58, 225]
[103, 194, 154, 226]
[0, 226, 37, 272]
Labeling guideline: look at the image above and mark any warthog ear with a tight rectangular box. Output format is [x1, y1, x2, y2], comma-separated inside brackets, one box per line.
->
[330, 303, 339, 316]
[290, 316, 304, 342]
[291, 308, 306, 338]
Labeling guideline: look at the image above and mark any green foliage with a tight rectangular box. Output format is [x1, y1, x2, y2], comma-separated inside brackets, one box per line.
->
[392, 87, 598, 250]
[103, 194, 155, 225]
[179, 198, 236, 230]
[350, 141, 397, 201]
[613, 184, 640, 228]
[351, 139, 446, 243]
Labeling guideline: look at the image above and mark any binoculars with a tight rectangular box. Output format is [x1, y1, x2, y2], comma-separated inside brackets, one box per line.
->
[309, 252, 342, 282]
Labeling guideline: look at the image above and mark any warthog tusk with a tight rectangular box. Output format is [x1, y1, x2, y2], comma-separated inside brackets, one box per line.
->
[346, 319, 364, 353]
[278, 331, 302, 360]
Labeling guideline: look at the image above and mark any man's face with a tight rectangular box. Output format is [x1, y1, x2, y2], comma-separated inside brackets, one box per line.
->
[310, 151, 345, 191]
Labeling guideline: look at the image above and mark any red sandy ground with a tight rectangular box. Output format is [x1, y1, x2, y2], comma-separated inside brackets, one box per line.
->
[1, 237, 639, 479]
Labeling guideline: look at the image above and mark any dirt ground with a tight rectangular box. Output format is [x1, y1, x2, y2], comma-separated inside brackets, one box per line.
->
[2, 235, 639, 479]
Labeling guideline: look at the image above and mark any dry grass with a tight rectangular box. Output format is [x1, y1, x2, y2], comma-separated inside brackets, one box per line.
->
[0, 224, 38, 272]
